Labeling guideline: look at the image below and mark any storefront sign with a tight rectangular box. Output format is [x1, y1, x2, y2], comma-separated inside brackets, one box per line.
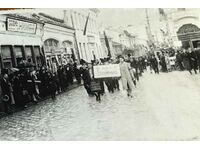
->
[93, 64, 121, 79]
[7, 18, 37, 34]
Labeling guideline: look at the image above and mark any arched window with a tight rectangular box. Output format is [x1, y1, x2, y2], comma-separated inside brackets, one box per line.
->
[177, 24, 200, 34]
[44, 39, 59, 53]
[62, 40, 73, 54]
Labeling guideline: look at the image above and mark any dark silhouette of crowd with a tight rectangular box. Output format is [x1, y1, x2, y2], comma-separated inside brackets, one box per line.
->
[0, 59, 83, 114]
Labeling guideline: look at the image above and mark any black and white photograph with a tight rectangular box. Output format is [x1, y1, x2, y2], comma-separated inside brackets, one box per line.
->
[0, 7, 200, 142]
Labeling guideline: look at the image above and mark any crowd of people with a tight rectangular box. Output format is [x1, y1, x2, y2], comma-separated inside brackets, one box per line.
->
[0, 58, 85, 114]
[79, 55, 147, 99]
[150, 43, 200, 75]
[2, 44, 200, 113]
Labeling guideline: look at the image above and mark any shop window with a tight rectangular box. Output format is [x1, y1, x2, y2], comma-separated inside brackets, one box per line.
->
[14, 46, 23, 66]
[34, 46, 42, 67]
[1, 46, 12, 68]
[25, 46, 33, 63]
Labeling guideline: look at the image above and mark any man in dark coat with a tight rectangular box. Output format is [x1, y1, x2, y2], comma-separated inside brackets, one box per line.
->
[130, 57, 139, 81]
[1, 73, 11, 113]
[182, 50, 192, 74]
[65, 64, 74, 85]
[176, 50, 184, 71]
[188, 48, 198, 74]
[80, 63, 92, 96]
[73, 60, 82, 84]
[150, 55, 159, 74]
[160, 54, 168, 72]
[195, 42, 200, 72]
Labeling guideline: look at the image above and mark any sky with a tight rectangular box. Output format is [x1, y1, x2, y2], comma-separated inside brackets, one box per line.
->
[31, 8, 163, 42]
[98, 8, 163, 41]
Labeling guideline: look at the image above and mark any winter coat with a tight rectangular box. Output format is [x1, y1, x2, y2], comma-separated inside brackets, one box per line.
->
[119, 62, 134, 91]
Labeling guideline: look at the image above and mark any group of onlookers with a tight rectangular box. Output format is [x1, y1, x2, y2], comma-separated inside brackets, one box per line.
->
[0, 59, 83, 114]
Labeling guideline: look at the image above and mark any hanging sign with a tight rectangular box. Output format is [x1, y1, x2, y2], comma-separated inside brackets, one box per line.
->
[7, 18, 37, 34]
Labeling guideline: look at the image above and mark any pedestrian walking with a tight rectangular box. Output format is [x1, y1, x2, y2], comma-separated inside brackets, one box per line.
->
[118, 56, 134, 97]
[150, 55, 159, 74]
[80, 62, 92, 96]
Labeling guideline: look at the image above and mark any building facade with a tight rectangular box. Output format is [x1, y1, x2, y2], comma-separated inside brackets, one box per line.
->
[0, 13, 45, 72]
[100, 27, 148, 58]
[159, 8, 200, 49]
[69, 9, 106, 62]
[37, 13, 76, 69]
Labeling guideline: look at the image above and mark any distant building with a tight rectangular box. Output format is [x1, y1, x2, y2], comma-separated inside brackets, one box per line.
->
[100, 27, 147, 58]
[159, 8, 200, 49]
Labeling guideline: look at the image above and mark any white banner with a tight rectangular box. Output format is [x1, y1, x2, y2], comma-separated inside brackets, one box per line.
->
[93, 64, 121, 79]
[7, 18, 37, 34]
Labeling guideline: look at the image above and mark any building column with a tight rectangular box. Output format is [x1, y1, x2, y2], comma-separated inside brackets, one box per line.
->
[189, 40, 194, 50]
[22, 45, 26, 60]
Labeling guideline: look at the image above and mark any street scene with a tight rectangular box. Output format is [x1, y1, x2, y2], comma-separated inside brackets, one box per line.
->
[1, 8, 200, 140]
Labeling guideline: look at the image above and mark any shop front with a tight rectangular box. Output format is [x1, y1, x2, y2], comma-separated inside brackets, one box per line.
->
[0, 15, 45, 71]
[41, 16, 75, 69]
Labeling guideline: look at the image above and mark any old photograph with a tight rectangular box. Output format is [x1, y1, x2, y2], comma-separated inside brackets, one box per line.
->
[0, 8, 199, 141]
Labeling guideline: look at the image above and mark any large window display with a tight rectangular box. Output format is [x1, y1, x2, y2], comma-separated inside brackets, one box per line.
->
[14, 46, 23, 66]
[25, 46, 33, 63]
[34, 46, 42, 67]
[1, 46, 12, 68]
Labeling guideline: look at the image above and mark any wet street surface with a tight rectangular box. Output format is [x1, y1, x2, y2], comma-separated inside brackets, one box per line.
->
[1, 71, 200, 140]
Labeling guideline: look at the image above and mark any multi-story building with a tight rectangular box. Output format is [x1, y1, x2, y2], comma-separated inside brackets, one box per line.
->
[69, 8, 106, 62]
[36, 13, 76, 69]
[100, 26, 148, 58]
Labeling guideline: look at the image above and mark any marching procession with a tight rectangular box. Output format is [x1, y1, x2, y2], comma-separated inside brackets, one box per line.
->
[2, 8, 200, 141]
[2, 44, 200, 114]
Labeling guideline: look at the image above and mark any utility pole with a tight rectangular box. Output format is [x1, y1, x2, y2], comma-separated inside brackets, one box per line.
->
[145, 8, 155, 51]
[70, 10, 81, 63]
[159, 8, 173, 47]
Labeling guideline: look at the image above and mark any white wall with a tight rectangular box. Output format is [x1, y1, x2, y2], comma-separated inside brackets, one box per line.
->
[0, 15, 43, 46]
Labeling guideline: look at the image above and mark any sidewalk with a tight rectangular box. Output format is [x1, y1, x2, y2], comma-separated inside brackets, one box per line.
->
[0, 83, 82, 119]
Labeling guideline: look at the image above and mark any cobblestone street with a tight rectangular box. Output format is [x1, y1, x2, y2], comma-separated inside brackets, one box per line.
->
[1, 71, 200, 140]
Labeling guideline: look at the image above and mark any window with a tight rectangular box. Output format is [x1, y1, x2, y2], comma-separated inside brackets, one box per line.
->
[63, 41, 73, 54]
[1, 46, 12, 68]
[14, 46, 23, 66]
[34, 46, 42, 67]
[44, 39, 59, 53]
[25, 46, 33, 63]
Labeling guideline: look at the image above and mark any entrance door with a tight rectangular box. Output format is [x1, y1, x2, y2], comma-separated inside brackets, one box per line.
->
[192, 40, 200, 48]
[177, 24, 200, 49]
